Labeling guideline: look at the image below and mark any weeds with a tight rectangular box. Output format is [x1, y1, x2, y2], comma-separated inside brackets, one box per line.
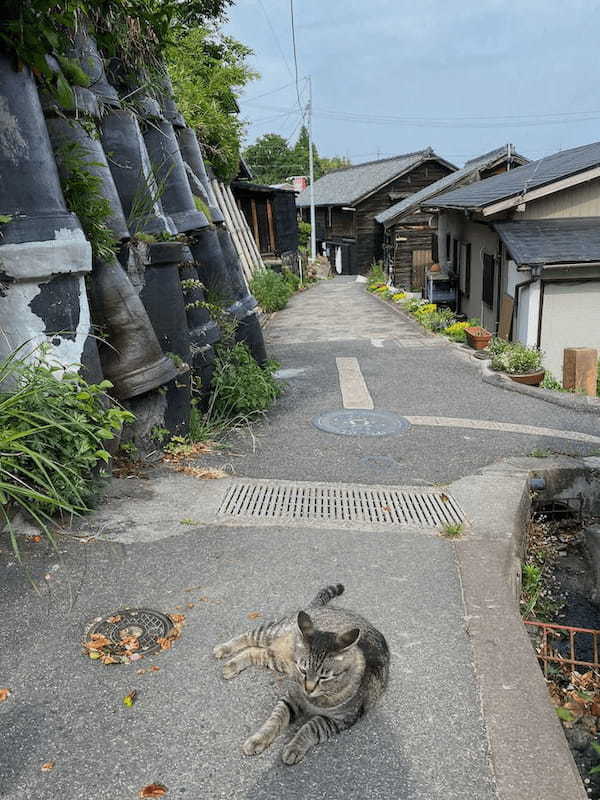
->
[250, 269, 293, 312]
[441, 522, 463, 538]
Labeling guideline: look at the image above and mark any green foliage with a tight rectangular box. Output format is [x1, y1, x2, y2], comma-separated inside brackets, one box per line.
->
[193, 194, 212, 221]
[441, 522, 463, 538]
[210, 343, 283, 417]
[0, 347, 133, 556]
[521, 563, 543, 618]
[541, 372, 567, 392]
[491, 341, 543, 374]
[243, 127, 351, 186]
[298, 221, 311, 252]
[250, 269, 293, 312]
[282, 268, 300, 292]
[167, 27, 257, 180]
[418, 309, 455, 332]
[55, 141, 117, 261]
[367, 262, 386, 285]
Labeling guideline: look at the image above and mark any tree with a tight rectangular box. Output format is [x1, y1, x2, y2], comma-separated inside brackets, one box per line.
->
[320, 155, 352, 174]
[167, 28, 258, 181]
[291, 125, 322, 179]
[243, 134, 295, 185]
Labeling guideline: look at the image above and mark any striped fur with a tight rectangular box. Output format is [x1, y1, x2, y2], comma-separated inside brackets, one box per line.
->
[214, 584, 389, 765]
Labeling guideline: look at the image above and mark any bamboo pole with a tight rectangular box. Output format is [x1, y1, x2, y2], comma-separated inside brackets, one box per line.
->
[216, 181, 256, 278]
[210, 179, 253, 284]
[223, 183, 265, 273]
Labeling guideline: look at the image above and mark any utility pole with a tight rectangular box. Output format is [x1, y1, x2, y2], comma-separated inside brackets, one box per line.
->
[307, 75, 316, 262]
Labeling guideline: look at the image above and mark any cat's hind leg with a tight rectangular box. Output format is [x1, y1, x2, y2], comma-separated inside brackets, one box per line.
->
[281, 715, 345, 765]
[213, 621, 281, 659]
[242, 699, 293, 756]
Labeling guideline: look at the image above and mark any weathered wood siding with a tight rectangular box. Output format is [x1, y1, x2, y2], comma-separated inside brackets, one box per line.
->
[354, 160, 452, 273]
[389, 212, 436, 287]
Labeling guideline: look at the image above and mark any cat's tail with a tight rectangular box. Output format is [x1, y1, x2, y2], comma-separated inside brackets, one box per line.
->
[309, 583, 345, 607]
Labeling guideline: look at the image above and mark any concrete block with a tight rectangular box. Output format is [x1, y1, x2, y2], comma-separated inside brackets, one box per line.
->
[563, 347, 598, 396]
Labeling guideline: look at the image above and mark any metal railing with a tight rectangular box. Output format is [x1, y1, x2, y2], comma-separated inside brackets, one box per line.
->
[524, 619, 600, 676]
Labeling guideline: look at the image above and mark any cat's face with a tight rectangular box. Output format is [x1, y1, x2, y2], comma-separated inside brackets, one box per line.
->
[293, 611, 360, 699]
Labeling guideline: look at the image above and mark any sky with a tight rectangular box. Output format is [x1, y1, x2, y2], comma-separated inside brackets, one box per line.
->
[223, 0, 600, 170]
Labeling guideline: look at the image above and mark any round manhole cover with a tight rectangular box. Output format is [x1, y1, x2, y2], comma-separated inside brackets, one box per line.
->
[85, 609, 176, 664]
[313, 410, 411, 437]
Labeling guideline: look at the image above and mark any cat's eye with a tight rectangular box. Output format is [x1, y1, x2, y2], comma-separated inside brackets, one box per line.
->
[320, 673, 334, 682]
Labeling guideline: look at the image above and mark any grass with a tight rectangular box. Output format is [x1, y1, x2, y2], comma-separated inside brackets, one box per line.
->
[441, 522, 464, 538]
[250, 269, 293, 312]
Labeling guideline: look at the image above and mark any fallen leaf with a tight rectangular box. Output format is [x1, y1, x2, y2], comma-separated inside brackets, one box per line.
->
[107, 615, 122, 623]
[139, 784, 167, 798]
[184, 585, 204, 592]
[187, 603, 195, 609]
[591, 703, 600, 716]
[136, 669, 147, 675]
[129, 652, 143, 662]
[88, 650, 102, 660]
[27, 535, 42, 543]
[0, 688, 11, 702]
[100, 653, 119, 665]
[150, 666, 160, 672]
[156, 637, 173, 651]
[247, 612, 262, 620]
[169, 614, 186, 624]
[440, 493, 449, 503]
[123, 690, 137, 707]
[41, 762, 55, 771]
[119, 635, 140, 651]
[198, 597, 209, 602]
[87, 633, 111, 649]
[174, 605, 183, 610]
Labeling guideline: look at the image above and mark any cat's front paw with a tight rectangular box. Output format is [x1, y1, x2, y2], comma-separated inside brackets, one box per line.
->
[242, 733, 269, 756]
[281, 742, 306, 765]
[213, 643, 231, 659]
[222, 659, 241, 680]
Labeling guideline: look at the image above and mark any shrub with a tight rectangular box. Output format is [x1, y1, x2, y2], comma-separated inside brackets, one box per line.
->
[418, 309, 455, 332]
[0, 348, 133, 553]
[406, 298, 429, 313]
[282, 268, 300, 292]
[392, 292, 405, 302]
[367, 262, 386, 284]
[491, 341, 543, 374]
[210, 342, 284, 416]
[414, 303, 437, 316]
[250, 269, 292, 312]
[541, 372, 565, 391]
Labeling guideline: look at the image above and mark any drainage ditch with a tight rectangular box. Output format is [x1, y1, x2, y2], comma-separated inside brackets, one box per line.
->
[523, 492, 600, 797]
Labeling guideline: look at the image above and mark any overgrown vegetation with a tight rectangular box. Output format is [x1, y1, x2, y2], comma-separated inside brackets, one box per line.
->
[210, 342, 283, 417]
[55, 141, 117, 260]
[490, 340, 543, 374]
[0, 347, 133, 556]
[250, 269, 293, 312]
[167, 26, 257, 180]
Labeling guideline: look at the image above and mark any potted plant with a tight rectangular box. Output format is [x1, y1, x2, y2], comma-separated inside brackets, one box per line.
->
[491, 341, 545, 385]
[465, 325, 492, 350]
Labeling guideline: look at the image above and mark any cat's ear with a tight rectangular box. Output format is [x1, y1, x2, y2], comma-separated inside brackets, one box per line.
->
[335, 627, 360, 651]
[297, 610, 315, 640]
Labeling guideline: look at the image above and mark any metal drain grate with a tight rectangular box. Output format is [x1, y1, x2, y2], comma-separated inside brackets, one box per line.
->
[218, 480, 463, 529]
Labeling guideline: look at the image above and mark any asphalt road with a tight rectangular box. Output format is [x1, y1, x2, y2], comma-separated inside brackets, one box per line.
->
[2, 277, 597, 799]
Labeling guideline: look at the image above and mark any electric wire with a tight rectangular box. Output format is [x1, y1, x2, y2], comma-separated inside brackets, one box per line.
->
[289, 0, 304, 116]
[257, 0, 295, 80]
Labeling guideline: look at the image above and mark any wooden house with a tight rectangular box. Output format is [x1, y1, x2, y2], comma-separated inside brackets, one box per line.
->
[425, 140, 600, 379]
[375, 145, 528, 289]
[296, 149, 455, 275]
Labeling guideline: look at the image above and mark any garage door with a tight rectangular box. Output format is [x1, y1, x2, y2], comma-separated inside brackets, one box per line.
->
[540, 281, 600, 379]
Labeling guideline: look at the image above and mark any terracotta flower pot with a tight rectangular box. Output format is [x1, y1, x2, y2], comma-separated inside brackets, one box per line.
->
[465, 326, 492, 350]
[509, 370, 545, 387]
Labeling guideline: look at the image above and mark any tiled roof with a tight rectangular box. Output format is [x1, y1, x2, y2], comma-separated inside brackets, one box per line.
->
[296, 148, 453, 208]
[494, 218, 600, 265]
[426, 140, 600, 210]
[375, 145, 527, 226]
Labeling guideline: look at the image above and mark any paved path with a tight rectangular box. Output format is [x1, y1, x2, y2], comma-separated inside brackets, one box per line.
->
[2, 277, 596, 799]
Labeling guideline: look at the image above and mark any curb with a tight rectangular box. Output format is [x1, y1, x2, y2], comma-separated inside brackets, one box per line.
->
[449, 456, 596, 800]
[366, 289, 600, 416]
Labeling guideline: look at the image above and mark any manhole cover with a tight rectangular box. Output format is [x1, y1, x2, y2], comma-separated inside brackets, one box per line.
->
[313, 409, 410, 437]
[85, 609, 175, 662]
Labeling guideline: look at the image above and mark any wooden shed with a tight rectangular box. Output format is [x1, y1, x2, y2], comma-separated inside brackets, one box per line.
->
[231, 181, 298, 259]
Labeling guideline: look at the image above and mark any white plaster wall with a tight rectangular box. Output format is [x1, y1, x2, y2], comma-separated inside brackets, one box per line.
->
[540, 280, 600, 379]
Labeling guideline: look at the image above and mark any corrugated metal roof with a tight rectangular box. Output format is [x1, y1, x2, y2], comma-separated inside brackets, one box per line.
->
[427, 140, 600, 210]
[296, 148, 452, 208]
[494, 218, 600, 265]
[374, 145, 527, 226]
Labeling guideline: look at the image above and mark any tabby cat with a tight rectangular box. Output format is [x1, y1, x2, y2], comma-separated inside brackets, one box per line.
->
[213, 583, 390, 765]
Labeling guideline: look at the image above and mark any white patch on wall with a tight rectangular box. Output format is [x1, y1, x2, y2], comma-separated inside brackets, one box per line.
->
[506, 260, 521, 298]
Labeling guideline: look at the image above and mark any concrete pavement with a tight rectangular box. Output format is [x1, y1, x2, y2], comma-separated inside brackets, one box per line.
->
[1, 276, 596, 799]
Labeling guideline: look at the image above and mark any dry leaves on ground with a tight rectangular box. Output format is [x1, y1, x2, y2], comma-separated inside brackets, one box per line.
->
[83, 630, 141, 665]
[41, 762, 55, 771]
[171, 465, 227, 480]
[139, 783, 167, 798]
[156, 613, 186, 652]
[0, 689, 11, 702]
[548, 665, 600, 730]
[247, 612, 262, 620]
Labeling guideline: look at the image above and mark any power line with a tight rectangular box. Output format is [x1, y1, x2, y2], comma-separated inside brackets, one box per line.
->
[242, 81, 296, 103]
[257, 0, 295, 80]
[289, 0, 304, 116]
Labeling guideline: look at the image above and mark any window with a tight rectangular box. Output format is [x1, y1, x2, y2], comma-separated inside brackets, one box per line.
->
[458, 242, 471, 297]
[482, 253, 495, 307]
